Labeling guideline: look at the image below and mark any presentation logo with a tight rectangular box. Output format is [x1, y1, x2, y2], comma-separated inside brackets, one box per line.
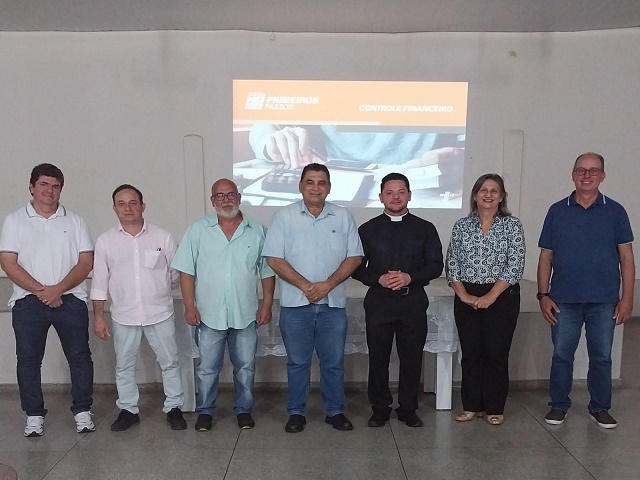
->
[245, 92, 267, 110]
[245, 92, 320, 111]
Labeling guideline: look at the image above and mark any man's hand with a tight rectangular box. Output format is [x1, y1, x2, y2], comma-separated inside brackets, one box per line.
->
[184, 305, 201, 326]
[266, 127, 323, 168]
[378, 270, 411, 290]
[374, 147, 464, 181]
[36, 285, 64, 308]
[257, 304, 273, 326]
[539, 296, 560, 325]
[614, 297, 633, 325]
[409, 146, 464, 168]
[305, 281, 333, 302]
[93, 316, 111, 340]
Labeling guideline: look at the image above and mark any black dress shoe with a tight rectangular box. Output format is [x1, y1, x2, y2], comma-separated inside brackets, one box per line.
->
[367, 413, 389, 428]
[110, 410, 140, 432]
[237, 413, 255, 429]
[397, 411, 423, 427]
[285, 414, 306, 433]
[194, 414, 213, 432]
[166, 407, 187, 430]
[325, 413, 354, 431]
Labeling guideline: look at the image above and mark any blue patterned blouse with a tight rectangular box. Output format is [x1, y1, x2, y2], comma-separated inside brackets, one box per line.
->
[445, 214, 525, 285]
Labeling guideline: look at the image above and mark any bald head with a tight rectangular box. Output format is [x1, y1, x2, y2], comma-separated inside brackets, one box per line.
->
[211, 178, 241, 219]
[573, 152, 604, 171]
[212, 178, 238, 196]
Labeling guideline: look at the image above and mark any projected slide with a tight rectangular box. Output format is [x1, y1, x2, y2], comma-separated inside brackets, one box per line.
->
[233, 80, 468, 209]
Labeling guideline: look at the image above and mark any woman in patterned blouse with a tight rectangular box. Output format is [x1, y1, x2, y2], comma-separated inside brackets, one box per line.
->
[445, 173, 525, 425]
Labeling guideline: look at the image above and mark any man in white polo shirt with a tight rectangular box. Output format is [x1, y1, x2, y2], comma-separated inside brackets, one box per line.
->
[91, 184, 187, 431]
[0, 163, 95, 437]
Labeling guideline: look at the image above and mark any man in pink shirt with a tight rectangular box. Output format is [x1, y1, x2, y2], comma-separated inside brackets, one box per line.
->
[91, 184, 186, 431]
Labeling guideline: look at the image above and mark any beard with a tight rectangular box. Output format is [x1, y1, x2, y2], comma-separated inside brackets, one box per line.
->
[215, 205, 240, 219]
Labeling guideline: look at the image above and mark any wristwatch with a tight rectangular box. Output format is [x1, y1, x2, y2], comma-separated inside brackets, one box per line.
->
[536, 292, 550, 301]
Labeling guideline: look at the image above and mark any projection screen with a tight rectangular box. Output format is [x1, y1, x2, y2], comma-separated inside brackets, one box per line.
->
[233, 80, 468, 209]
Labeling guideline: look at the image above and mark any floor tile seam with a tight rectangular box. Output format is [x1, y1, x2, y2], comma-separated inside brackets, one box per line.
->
[0, 449, 71, 460]
[508, 394, 572, 448]
[508, 397, 599, 479]
[223, 428, 244, 480]
[392, 446, 571, 451]
[231, 445, 400, 452]
[555, 448, 599, 480]
[388, 425, 410, 480]
[38, 442, 82, 480]
[70, 446, 237, 452]
[392, 445, 598, 479]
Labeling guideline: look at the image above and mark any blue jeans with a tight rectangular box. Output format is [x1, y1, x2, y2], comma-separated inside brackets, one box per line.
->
[195, 322, 257, 416]
[12, 294, 94, 416]
[279, 304, 348, 417]
[549, 303, 616, 413]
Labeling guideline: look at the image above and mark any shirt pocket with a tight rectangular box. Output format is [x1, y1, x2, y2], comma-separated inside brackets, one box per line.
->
[329, 232, 346, 253]
[143, 250, 163, 269]
[243, 241, 260, 271]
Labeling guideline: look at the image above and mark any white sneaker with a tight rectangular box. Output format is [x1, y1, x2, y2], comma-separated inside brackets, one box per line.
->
[24, 415, 44, 437]
[74, 411, 95, 433]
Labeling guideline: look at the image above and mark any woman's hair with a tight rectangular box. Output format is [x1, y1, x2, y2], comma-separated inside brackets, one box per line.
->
[469, 173, 511, 216]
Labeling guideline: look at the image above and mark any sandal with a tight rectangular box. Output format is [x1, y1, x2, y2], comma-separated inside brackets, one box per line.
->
[455, 411, 484, 422]
[486, 415, 504, 426]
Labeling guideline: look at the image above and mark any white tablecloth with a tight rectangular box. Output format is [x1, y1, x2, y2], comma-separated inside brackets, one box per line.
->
[255, 294, 458, 357]
[177, 286, 459, 411]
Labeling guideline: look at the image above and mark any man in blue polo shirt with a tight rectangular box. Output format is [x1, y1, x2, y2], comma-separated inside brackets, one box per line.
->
[537, 152, 635, 429]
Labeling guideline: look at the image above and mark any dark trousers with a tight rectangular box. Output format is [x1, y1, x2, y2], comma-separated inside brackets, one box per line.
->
[454, 283, 520, 415]
[12, 294, 94, 416]
[364, 288, 428, 416]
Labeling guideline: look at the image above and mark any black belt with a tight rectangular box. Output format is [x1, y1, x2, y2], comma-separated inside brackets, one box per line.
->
[372, 286, 415, 297]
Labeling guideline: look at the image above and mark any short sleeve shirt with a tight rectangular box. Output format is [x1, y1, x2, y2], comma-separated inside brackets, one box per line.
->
[262, 201, 363, 308]
[171, 213, 274, 330]
[538, 192, 633, 303]
[0, 202, 93, 307]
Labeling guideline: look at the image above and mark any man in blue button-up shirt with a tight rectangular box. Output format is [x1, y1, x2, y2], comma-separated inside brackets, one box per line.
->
[263, 163, 363, 433]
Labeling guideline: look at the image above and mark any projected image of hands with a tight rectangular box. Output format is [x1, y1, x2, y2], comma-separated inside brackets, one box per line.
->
[233, 123, 464, 209]
[232, 80, 468, 209]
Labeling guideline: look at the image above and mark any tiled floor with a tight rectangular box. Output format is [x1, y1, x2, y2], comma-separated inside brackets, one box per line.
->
[1, 320, 639, 480]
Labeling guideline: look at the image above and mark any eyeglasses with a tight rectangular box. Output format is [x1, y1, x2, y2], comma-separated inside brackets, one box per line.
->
[573, 167, 603, 176]
[213, 192, 238, 201]
[115, 201, 141, 209]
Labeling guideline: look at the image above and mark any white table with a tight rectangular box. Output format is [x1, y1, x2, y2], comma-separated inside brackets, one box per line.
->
[254, 285, 458, 410]
[422, 294, 458, 410]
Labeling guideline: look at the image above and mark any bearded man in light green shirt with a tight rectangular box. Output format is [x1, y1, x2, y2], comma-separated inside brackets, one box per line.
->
[172, 178, 275, 432]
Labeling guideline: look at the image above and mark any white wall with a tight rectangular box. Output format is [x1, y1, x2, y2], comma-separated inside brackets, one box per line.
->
[1, 28, 638, 386]
[2, 29, 639, 273]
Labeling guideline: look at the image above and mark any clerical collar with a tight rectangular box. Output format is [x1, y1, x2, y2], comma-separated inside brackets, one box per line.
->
[384, 211, 408, 222]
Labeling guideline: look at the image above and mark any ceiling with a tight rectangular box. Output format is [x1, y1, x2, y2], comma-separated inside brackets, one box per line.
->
[1, 0, 640, 33]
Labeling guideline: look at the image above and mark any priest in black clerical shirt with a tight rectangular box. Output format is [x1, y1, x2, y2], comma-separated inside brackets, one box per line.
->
[352, 172, 443, 428]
